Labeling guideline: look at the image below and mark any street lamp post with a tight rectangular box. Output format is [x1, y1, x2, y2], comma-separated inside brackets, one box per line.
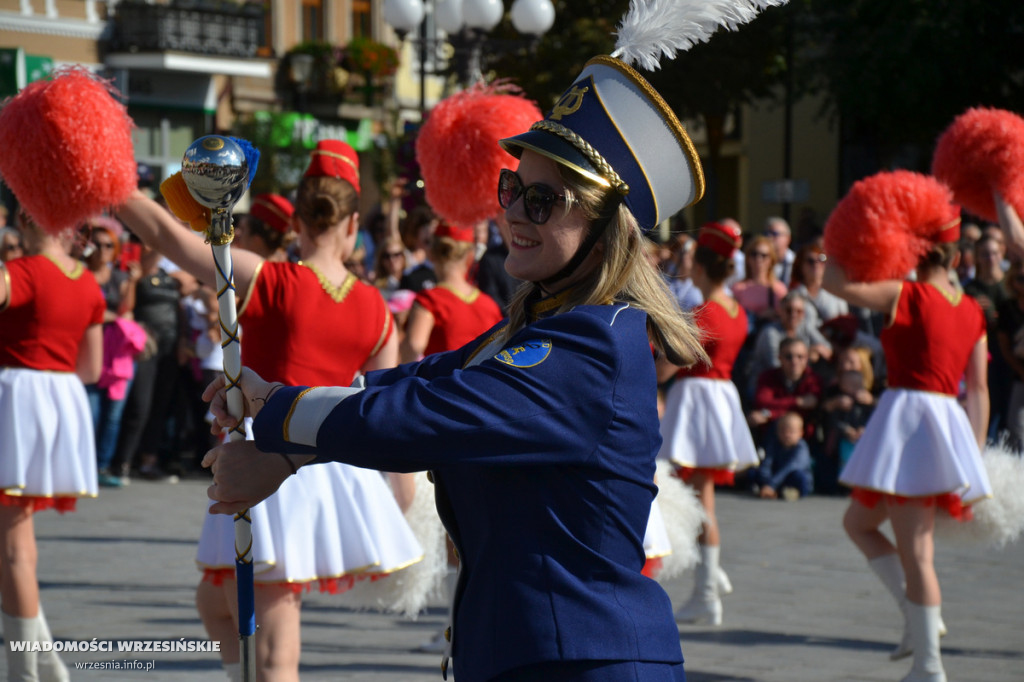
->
[288, 52, 315, 113]
[383, 0, 555, 114]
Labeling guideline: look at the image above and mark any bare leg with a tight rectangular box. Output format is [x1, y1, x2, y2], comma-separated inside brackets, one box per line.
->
[843, 497, 896, 560]
[690, 473, 719, 546]
[216, 578, 302, 682]
[253, 585, 302, 682]
[0, 504, 39, 618]
[676, 472, 723, 625]
[889, 500, 944, 680]
[386, 472, 416, 514]
[887, 501, 940, 606]
[196, 579, 240, 664]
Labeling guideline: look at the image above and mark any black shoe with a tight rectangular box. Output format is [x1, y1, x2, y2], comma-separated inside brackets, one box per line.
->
[138, 465, 179, 483]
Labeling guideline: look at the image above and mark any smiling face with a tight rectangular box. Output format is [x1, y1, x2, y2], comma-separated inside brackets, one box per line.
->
[503, 150, 599, 286]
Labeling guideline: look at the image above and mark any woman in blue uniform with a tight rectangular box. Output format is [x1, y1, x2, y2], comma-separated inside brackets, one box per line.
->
[203, 55, 704, 682]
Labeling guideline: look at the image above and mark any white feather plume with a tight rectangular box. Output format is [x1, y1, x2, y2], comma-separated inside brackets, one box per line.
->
[651, 459, 705, 582]
[611, 0, 789, 72]
[935, 440, 1024, 550]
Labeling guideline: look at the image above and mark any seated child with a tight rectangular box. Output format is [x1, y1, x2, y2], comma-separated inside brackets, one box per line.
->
[752, 411, 813, 501]
[820, 368, 875, 492]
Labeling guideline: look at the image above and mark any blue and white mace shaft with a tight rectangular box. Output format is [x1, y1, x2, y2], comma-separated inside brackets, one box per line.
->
[181, 135, 255, 682]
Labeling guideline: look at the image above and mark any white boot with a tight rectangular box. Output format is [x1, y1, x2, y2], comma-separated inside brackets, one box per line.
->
[418, 567, 458, 653]
[868, 554, 913, 660]
[675, 545, 722, 626]
[717, 567, 733, 596]
[223, 661, 242, 682]
[3, 611, 40, 681]
[901, 603, 946, 682]
[35, 607, 69, 682]
[868, 555, 947, 660]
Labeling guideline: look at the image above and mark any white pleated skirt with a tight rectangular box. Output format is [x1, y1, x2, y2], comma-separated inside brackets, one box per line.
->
[196, 460, 425, 588]
[644, 496, 671, 559]
[659, 377, 760, 471]
[0, 367, 98, 506]
[840, 389, 992, 504]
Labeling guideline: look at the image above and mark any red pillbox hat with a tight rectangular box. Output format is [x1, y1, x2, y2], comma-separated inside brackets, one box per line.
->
[304, 139, 360, 195]
[250, 193, 294, 234]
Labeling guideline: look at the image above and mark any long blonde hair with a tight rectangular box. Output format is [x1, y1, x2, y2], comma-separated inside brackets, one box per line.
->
[502, 166, 707, 368]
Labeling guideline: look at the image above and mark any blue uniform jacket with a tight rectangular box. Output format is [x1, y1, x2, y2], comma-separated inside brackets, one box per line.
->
[253, 302, 685, 680]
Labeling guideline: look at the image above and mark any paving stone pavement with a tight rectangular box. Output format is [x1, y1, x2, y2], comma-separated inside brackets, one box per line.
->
[8, 476, 1023, 681]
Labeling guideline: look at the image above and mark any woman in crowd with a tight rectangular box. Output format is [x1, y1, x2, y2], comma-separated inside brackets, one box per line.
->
[372, 234, 409, 300]
[824, 171, 990, 682]
[371, 234, 415, 346]
[663, 233, 703, 312]
[789, 242, 848, 325]
[398, 205, 439, 291]
[400, 222, 503, 363]
[109, 235, 186, 482]
[203, 53, 710, 681]
[658, 221, 761, 626]
[732, 234, 788, 326]
[81, 217, 144, 488]
[0, 210, 104, 680]
[116, 139, 422, 682]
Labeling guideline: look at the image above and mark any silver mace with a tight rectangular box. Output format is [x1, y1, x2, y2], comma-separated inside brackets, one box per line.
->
[181, 135, 256, 682]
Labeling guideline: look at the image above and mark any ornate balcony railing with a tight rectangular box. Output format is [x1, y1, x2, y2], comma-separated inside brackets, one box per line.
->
[109, 1, 264, 59]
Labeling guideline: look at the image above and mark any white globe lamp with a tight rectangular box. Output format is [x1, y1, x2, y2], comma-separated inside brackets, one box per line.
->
[435, 0, 465, 34]
[510, 0, 555, 36]
[383, 0, 425, 33]
[463, 0, 503, 31]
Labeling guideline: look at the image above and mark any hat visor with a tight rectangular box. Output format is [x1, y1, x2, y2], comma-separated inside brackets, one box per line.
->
[499, 130, 611, 189]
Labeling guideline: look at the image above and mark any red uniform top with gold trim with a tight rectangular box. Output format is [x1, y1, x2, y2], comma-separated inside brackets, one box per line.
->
[416, 285, 503, 356]
[677, 299, 748, 381]
[238, 261, 393, 385]
[881, 281, 985, 396]
[0, 255, 105, 371]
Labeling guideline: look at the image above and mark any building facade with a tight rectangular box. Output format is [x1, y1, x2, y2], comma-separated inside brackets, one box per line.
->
[0, 0, 839, 235]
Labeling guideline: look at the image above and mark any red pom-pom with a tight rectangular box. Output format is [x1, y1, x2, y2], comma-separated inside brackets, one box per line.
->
[415, 84, 542, 225]
[0, 66, 137, 234]
[932, 107, 1024, 222]
[823, 170, 957, 282]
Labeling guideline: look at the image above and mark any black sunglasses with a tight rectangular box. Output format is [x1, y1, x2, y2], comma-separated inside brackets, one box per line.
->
[497, 169, 566, 225]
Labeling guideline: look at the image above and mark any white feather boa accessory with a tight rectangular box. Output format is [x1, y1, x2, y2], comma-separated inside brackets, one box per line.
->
[612, 0, 788, 72]
[652, 459, 706, 582]
[935, 441, 1024, 549]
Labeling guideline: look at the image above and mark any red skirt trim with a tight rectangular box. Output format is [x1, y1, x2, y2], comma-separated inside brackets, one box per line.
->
[850, 488, 973, 522]
[202, 568, 391, 595]
[673, 465, 735, 487]
[641, 557, 663, 579]
[0, 492, 77, 514]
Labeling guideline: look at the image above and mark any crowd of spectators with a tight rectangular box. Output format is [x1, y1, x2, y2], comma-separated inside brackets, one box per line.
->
[2, 187, 1012, 501]
[0, 182, 516, 488]
[657, 214, 1012, 499]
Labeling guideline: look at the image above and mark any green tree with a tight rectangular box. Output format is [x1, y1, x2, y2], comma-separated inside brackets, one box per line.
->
[810, 0, 1024, 173]
[643, 2, 801, 220]
[484, 1, 797, 219]
[487, 0, 629, 110]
